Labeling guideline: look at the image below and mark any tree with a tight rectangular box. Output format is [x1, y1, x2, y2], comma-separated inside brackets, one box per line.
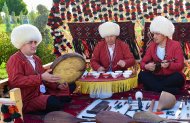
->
[0, 0, 28, 16]
[11, 11, 17, 24]
[0, 0, 4, 11]
[28, 10, 37, 25]
[19, 11, 23, 24]
[0, 15, 3, 24]
[34, 4, 49, 32]
[37, 4, 49, 15]
[2, 2, 11, 33]
[34, 4, 51, 44]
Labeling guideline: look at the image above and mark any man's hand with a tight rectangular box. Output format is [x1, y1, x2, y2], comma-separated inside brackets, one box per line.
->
[57, 82, 69, 90]
[41, 69, 61, 82]
[145, 62, 156, 71]
[161, 60, 170, 68]
[97, 66, 105, 72]
[117, 60, 126, 67]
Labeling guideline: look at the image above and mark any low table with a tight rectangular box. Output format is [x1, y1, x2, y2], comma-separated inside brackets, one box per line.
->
[75, 74, 138, 95]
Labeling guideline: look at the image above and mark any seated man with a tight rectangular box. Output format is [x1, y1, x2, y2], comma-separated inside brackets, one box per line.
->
[138, 16, 185, 94]
[90, 22, 135, 72]
[7, 24, 71, 114]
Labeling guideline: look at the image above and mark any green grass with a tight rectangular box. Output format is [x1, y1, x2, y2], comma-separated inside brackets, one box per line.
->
[0, 24, 6, 32]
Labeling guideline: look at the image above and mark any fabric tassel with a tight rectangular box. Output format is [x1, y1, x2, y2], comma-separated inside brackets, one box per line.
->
[2, 113, 12, 122]
[1, 105, 12, 122]
[9, 105, 24, 123]
[82, 40, 90, 58]
[14, 117, 23, 123]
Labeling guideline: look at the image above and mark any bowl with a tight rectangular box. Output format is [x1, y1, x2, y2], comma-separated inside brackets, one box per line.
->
[88, 71, 97, 76]
[92, 72, 100, 78]
[81, 71, 88, 78]
[115, 71, 123, 74]
[111, 72, 119, 78]
[123, 73, 130, 78]
[98, 71, 105, 74]
[106, 71, 114, 74]
[102, 73, 110, 78]
[124, 70, 133, 75]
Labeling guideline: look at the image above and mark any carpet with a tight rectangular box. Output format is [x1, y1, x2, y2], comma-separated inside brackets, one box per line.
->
[23, 84, 190, 123]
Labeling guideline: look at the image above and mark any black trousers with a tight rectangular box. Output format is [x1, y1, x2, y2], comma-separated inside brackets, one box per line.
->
[28, 82, 75, 115]
[28, 95, 72, 115]
[45, 83, 75, 113]
[46, 95, 72, 112]
[138, 71, 185, 94]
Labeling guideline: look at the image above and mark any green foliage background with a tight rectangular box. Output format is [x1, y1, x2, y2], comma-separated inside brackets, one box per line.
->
[0, 62, 7, 79]
[0, 0, 28, 15]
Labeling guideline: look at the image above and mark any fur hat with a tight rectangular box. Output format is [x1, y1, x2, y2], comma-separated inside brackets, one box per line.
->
[150, 16, 175, 39]
[11, 24, 42, 49]
[98, 22, 120, 38]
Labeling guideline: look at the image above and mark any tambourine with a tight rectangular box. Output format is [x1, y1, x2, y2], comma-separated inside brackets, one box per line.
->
[50, 53, 86, 84]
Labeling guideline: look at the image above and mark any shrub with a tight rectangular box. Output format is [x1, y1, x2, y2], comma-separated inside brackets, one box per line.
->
[0, 31, 55, 65]
[36, 40, 56, 65]
[0, 32, 17, 64]
[0, 62, 8, 79]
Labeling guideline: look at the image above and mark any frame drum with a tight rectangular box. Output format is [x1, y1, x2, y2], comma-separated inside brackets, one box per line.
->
[50, 53, 86, 84]
[96, 111, 137, 123]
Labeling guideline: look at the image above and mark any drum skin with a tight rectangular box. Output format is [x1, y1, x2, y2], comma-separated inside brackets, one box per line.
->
[44, 111, 89, 123]
[96, 111, 138, 123]
[50, 53, 86, 84]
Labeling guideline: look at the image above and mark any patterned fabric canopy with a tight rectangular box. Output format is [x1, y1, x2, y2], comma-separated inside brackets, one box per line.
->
[48, 0, 190, 56]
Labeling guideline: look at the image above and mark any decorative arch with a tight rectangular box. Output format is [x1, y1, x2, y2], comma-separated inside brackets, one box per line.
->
[47, 0, 190, 57]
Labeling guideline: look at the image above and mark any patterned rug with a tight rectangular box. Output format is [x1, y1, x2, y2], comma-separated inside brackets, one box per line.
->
[23, 83, 190, 123]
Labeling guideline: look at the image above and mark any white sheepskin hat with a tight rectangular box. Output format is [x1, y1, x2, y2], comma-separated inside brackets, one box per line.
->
[98, 22, 120, 38]
[11, 24, 42, 49]
[150, 16, 175, 39]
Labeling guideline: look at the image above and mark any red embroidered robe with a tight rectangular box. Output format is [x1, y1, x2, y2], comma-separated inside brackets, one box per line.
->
[7, 51, 69, 113]
[90, 39, 135, 71]
[140, 39, 185, 76]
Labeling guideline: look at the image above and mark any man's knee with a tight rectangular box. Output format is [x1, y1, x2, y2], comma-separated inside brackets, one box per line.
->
[138, 71, 152, 82]
[170, 72, 185, 86]
[46, 96, 64, 112]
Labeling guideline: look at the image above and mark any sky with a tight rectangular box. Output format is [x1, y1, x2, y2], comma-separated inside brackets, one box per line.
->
[23, 0, 53, 12]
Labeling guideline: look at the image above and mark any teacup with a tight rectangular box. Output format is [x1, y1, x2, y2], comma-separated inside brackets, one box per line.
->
[106, 71, 114, 74]
[124, 70, 133, 75]
[88, 71, 98, 76]
[123, 72, 130, 78]
[111, 72, 119, 78]
[102, 73, 110, 78]
[92, 72, 100, 78]
[115, 70, 123, 74]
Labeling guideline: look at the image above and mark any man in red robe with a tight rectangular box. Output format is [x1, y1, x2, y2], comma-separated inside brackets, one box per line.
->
[90, 22, 135, 72]
[138, 16, 185, 94]
[7, 24, 71, 114]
